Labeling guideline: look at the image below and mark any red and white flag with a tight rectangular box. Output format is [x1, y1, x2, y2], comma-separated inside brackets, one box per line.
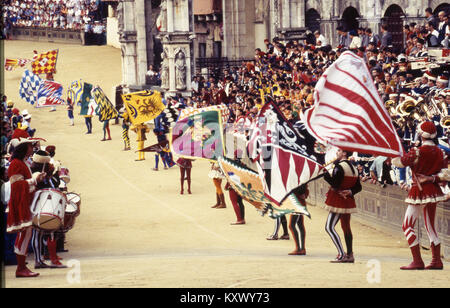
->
[302, 51, 404, 158]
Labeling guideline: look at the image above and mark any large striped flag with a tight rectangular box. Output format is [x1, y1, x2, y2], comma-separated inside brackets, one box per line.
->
[31, 49, 59, 75]
[179, 104, 230, 124]
[19, 69, 42, 105]
[92, 86, 119, 121]
[302, 51, 404, 157]
[36, 80, 66, 108]
[122, 90, 165, 125]
[171, 109, 225, 161]
[247, 101, 325, 206]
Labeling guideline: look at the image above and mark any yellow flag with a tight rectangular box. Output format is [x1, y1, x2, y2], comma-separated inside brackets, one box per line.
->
[121, 90, 165, 125]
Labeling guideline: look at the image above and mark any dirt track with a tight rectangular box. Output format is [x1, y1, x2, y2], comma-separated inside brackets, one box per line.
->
[3, 40, 449, 288]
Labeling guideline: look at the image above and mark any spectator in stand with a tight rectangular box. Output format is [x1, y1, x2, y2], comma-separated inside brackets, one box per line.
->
[380, 24, 393, 51]
[425, 7, 438, 29]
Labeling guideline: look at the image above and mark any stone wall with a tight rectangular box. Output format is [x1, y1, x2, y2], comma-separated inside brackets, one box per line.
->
[307, 179, 450, 258]
[10, 27, 83, 44]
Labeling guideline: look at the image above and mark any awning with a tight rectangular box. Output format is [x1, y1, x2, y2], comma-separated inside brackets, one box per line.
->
[194, 0, 221, 15]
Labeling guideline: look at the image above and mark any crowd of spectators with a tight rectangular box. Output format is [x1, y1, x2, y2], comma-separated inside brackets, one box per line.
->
[152, 8, 449, 197]
[2, 0, 106, 43]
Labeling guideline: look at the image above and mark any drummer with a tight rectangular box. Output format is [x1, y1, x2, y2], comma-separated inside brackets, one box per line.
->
[30, 150, 67, 269]
[6, 138, 46, 278]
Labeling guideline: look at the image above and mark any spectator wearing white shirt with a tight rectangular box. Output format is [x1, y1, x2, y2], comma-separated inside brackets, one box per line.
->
[314, 30, 329, 48]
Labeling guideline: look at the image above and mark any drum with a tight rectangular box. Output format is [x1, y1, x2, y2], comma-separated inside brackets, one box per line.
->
[31, 189, 66, 231]
[65, 192, 81, 213]
[61, 201, 78, 232]
[59, 167, 70, 184]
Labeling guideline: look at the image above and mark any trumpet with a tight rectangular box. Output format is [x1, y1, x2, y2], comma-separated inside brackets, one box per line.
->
[441, 115, 450, 128]
[385, 100, 397, 116]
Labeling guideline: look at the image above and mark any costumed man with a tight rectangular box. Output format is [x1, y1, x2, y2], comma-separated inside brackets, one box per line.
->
[132, 123, 150, 161]
[30, 150, 66, 269]
[6, 138, 46, 278]
[323, 148, 362, 263]
[100, 118, 112, 141]
[121, 109, 131, 151]
[177, 157, 193, 195]
[209, 162, 227, 209]
[392, 121, 448, 270]
[288, 184, 309, 256]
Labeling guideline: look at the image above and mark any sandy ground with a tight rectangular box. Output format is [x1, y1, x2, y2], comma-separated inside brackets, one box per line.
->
[2, 40, 449, 288]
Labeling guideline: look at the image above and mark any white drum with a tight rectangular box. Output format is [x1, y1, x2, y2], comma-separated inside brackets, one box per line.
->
[31, 189, 66, 231]
[61, 202, 78, 232]
[65, 192, 81, 210]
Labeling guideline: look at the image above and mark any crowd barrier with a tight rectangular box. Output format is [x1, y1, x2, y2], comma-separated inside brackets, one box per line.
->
[307, 179, 450, 258]
[10, 27, 83, 44]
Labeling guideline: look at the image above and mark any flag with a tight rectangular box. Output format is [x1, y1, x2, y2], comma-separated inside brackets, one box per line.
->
[302, 51, 404, 157]
[67, 80, 83, 105]
[247, 101, 325, 206]
[92, 86, 119, 121]
[218, 156, 311, 218]
[122, 90, 165, 125]
[179, 104, 230, 124]
[161, 103, 182, 127]
[171, 109, 225, 161]
[19, 70, 42, 105]
[35, 80, 66, 108]
[80, 82, 93, 116]
[5, 58, 31, 71]
[31, 49, 58, 75]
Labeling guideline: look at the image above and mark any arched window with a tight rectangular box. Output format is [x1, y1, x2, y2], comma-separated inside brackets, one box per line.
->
[434, 3, 450, 15]
[341, 7, 360, 32]
[383, 4, 405, 53]
[306, 8, 321, 32]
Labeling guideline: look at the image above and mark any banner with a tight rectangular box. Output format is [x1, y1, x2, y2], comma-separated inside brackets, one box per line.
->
[302, 51, 404, 157]
[31, 49, 58, 75]
[36, 80, 66, 108]
[92, 86, 119, 121]
[179, 104, 230, 123]
[247, 101, 325, 205]
[67, 80, 83, 105]
[122, 90, 165, 125]
[171, 109, 225, 161]
[80, 82, 93, 116]
[19, 70, 42, 106]
[218, 157, 311, 217]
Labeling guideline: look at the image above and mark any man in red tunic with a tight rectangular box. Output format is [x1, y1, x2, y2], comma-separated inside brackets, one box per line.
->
[393, 121, 447, 270]
[323, 149, 362, 263]
[7, 138, 46, 277]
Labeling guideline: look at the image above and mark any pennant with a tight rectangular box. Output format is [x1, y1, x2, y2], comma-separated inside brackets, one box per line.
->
[171, 109, 225, 161]
[92, 86, 119, 121]
[67, 80, 83, 105]
[36, 80, 66, 108]
[247, 101, 325, 206]
[80, 82, 93, 116]
[302, 51, 404, 157]
[19, 70, 42, 106]
[31, 49, 59, 75]
[5, 58, 31, 71]
[122, 90, 165, 125]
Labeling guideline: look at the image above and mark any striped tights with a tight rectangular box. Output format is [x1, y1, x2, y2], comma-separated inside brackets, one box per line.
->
[325, 212, 353, 257]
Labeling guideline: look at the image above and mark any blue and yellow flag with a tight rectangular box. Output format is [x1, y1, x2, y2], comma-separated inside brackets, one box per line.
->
[67, 79, 83, 105]
[92, 86, 118, 121]
[121, 90, 165, 125]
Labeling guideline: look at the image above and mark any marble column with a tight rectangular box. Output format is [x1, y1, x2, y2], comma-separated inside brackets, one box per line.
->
[158, 0, 194, 97]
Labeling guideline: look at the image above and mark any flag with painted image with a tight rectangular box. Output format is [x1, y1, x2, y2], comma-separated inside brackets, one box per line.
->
[302, 51, 404, 157]
[121, 90, 165, 125]
[19, 69, 42, 105]
[171, 109, 225, 161]
[35, 80, 66, 108]
[247, 101, 325, 206]
[67, 79, 83, 105]
[79, 82, 94, 116]
[92, 86, 119, 121]
[31, 49, 58, 75]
